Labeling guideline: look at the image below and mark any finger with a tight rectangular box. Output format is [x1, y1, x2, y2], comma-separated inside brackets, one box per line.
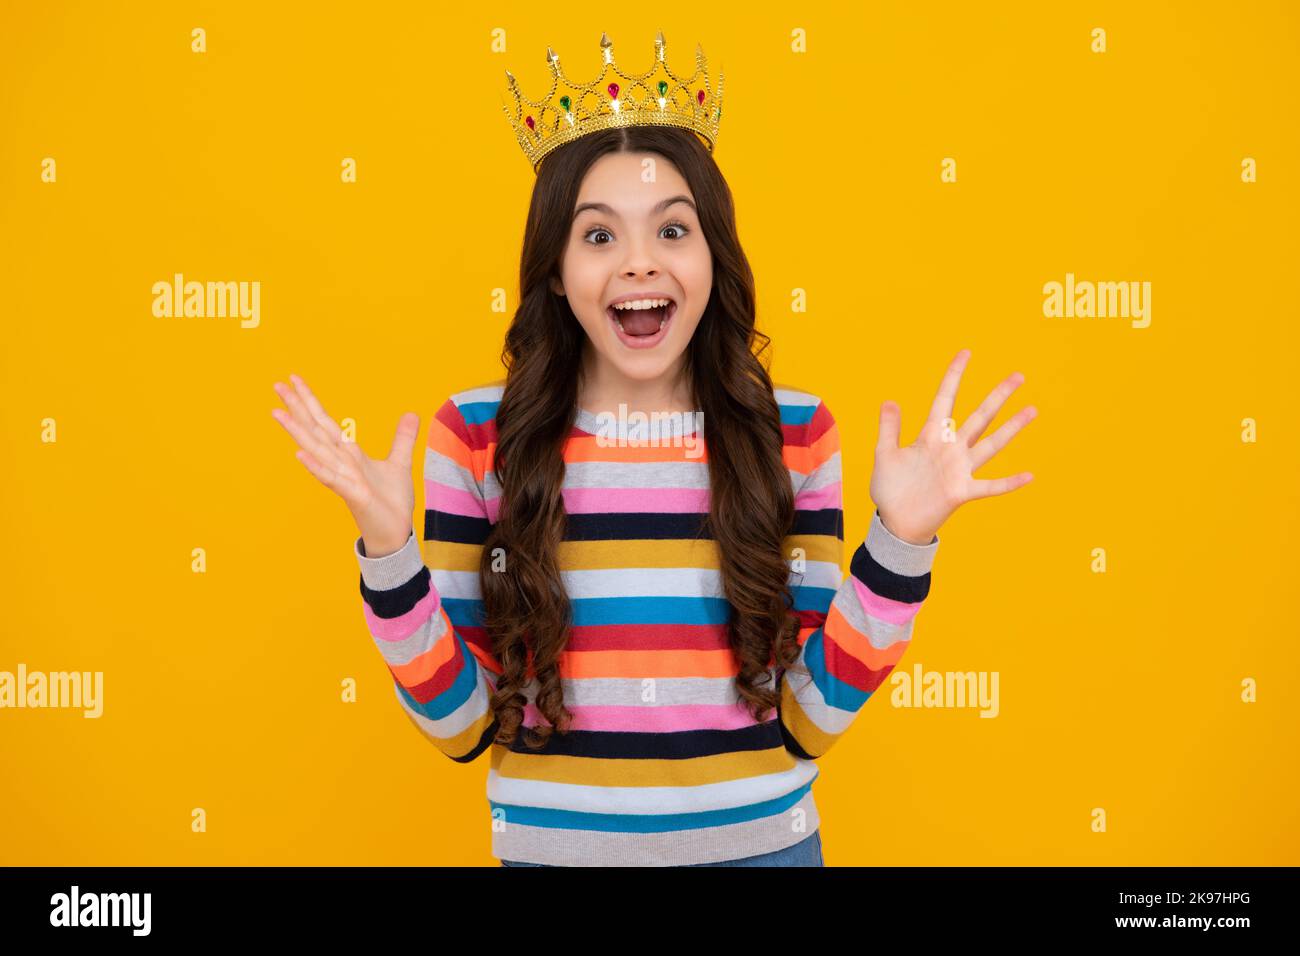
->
[274, 382, 332, 442]
[387, 412, 422, 469]
[967, 471, 1034, 500]
[288, 373, 345, 441]
[958, 371, 1025, 445]
[877, 400, 901, 452]
[286, 375, 374, 471]
[970, 406, 1037, 472]
[273, 382, 350, 471]
[925, 348, 972, 427]
[294, 448, 363, 500]
[271, 405, 353, 477]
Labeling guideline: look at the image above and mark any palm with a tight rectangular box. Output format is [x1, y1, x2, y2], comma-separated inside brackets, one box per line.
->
[271, 374, 420, 546]
[870, 349, 1037, 545]
[352, 446, 415, 526]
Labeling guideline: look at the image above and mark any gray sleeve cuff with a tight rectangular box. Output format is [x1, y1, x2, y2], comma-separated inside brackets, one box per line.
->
[865, 509, 939, 577]
[354, 530, 423, 590]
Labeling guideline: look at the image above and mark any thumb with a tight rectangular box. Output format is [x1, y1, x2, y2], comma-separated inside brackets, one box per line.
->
[388, 412, 421, 469]
[877, 400, 901, 453]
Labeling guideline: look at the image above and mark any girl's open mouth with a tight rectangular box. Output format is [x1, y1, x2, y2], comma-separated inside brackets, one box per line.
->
[607, 299, 676, 349]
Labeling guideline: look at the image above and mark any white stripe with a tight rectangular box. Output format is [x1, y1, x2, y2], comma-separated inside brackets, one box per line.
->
[486, 759, 818, 814]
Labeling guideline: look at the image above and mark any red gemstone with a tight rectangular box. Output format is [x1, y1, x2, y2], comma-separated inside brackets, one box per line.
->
[607, 82, 620, 99]
[697, 89, 705, 104]
[525, 115, 534, 130]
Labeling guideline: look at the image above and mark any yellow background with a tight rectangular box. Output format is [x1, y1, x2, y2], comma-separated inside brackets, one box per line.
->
[2, 1, 1296, 865]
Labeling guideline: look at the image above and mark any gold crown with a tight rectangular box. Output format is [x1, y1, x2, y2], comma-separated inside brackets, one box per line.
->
[501, 30, 725, 173]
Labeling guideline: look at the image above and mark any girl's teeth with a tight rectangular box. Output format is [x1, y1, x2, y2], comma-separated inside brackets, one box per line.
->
[614, 299, 670, 311]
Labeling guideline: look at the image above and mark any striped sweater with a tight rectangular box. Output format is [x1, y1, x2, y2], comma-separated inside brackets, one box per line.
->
[353, 382, 940, 866]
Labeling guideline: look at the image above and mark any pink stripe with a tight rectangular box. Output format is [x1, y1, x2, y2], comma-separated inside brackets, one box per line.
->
[794, 479, 842, 511]
[424, 479, 487, 519]
[362, 590, 443, 642]
[521, 702, 769, 732]
[851, 577, 923, 626]
[564, 486, 710, 514]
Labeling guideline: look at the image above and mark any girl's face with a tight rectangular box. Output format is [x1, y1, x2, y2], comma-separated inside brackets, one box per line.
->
[550, 151, 712, 401]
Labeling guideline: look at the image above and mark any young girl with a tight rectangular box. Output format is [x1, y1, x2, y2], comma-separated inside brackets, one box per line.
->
[270, 33, 1035, 867]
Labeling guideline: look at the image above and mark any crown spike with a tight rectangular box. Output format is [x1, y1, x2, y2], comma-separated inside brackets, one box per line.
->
[502, 32, 723, 173]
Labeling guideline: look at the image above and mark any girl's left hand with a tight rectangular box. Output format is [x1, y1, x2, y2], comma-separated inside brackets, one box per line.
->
[869, 348, 1037, 545]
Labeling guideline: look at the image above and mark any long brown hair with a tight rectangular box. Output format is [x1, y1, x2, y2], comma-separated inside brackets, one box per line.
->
[482, 124, 806, 749]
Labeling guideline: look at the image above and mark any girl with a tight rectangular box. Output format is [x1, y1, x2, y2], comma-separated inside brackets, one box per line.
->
[271, 65, 1035, 868]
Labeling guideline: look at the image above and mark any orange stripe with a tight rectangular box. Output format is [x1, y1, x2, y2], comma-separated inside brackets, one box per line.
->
[822, 602, 910, 669]
[808, 420, 840, 468]
[560, 648, 738, 679]
[465, 642, 503, 676]
[429, 414, 477, 472]
[563, 432, 710, 464]
[388, 607, 458, 685]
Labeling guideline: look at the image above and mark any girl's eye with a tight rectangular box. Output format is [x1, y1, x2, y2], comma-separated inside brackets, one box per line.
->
[582, 220, 692, 245]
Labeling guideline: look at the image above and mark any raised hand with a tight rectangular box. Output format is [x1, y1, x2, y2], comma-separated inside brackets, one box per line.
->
[870, 349, 1037, 545]
[271, 373, 421, 557]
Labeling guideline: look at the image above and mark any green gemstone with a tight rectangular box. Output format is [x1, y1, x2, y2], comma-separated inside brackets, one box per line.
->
[560, 95, 571, 112]
[657, 81, 667, 96]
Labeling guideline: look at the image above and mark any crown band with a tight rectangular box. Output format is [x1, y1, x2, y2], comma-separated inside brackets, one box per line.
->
[501, 30, 724, 173]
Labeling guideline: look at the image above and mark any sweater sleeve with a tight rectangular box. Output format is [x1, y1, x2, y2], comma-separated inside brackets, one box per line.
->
[353, 397, 501, 762]
[778, 397, 940, 760]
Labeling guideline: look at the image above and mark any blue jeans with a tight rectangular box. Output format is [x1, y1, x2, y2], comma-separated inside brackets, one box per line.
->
[500, 829, 824, 867]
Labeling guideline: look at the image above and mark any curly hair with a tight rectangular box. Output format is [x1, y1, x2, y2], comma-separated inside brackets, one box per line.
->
[481, 124, 806, 750]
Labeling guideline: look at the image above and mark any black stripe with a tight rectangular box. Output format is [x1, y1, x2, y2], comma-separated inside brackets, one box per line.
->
[791, 506, 843, 539]
[359, 566, 432, 619]
[424, 510, 493, 545]
[431, 507, 843, 544]
[503, 720, 784, 759]
[563, 511, 711, 541]
[777, 713, 818, 761]
[849, 540, 932, 604]
[447, 716, 501, 763]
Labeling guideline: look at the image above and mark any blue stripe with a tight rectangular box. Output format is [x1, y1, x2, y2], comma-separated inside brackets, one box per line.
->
[789, 583, 836, 614]
[488, 777, 817, 832]
[465, 397, 815, 428]
[441, 596, 485, 628]
[570, 595, 732, 626]
[457, 399, 500, 426]
[799, 625, 872, 712]
[395, 629, 483, 721]
[779, 401, 818, 426]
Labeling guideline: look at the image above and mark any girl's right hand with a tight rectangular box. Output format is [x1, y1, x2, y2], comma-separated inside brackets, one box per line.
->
[271, 373, 421, 558]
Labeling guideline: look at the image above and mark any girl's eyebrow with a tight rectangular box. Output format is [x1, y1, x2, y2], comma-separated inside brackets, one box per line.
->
[573, 195, 696, 218]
